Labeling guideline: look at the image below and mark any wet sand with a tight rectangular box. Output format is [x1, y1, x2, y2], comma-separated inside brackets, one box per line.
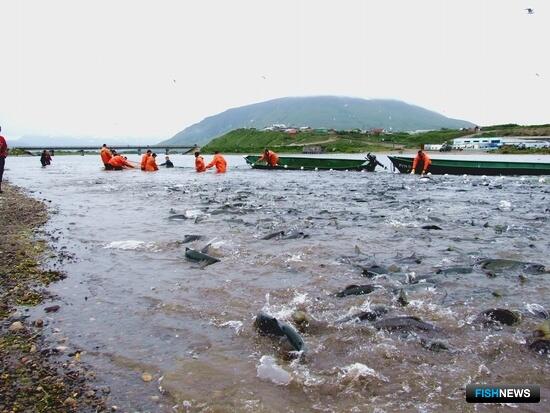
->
[0, 183, 106, 412]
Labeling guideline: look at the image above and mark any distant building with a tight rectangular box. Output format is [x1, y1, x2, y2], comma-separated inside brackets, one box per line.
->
[452, 136, 550, 150]
[263, 124, 287, 131]
[369, 128, 385, 136]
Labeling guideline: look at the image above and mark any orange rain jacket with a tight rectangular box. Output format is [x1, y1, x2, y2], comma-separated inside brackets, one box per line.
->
[108, 155, 134, 169]
[258, 150, 279, 166]
[195, 155, 206, 172]
[141, 153, 151, 170]
[145, 156, 159, 172]
[412, 152, 432, 173]
[206, 154, 227, 173]
[100, 147, 112, 164]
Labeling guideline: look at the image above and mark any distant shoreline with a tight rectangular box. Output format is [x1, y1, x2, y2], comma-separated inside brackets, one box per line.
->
[7, 149, 550, 157]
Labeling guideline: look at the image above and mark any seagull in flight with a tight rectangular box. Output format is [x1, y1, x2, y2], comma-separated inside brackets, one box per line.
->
[525, 8, 534, 14]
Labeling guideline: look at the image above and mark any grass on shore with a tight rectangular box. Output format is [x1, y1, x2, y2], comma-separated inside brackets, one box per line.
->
[497, 146, 550, 155]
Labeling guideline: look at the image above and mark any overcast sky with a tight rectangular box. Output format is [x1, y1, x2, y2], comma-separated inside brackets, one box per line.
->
[1, 0, 548, 141]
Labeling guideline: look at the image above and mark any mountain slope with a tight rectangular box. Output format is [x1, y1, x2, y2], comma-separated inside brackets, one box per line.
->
[162, 96, 474, 146]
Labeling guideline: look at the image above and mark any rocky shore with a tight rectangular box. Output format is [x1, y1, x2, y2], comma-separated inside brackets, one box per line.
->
[0, 183, 107, 412]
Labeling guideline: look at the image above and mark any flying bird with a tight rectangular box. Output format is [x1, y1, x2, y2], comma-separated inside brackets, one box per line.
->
[525, 8, 534, 14]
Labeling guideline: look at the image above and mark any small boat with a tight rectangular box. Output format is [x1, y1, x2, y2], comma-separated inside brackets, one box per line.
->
[244, 155, 368, 171]
[388, 156, 550, 176]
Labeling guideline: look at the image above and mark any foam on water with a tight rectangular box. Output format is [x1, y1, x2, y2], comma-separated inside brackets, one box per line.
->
[339, 363, 389, 382]
[103, 240, 154, 250]
[256, 356, 292, 385]
[218, 320, 243, 335]
[498, 200, 513, 211]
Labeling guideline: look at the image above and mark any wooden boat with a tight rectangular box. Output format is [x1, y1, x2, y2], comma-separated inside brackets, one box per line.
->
[388, 156, 550, 176]
[244, 155, 368, 171]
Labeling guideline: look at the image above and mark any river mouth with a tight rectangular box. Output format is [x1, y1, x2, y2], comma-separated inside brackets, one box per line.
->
[6, 155, 550, 412]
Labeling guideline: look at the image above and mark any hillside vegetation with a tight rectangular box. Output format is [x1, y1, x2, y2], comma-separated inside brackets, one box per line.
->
[202, 128, 473, 154]
[202, 123, 550, 154]
[476, 124, 550, 137]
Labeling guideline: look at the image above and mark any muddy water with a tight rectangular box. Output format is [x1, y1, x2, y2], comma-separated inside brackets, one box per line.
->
[6, 154, 550, 412]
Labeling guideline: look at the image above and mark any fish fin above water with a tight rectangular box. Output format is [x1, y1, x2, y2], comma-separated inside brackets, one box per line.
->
[200, 238, 217, 253]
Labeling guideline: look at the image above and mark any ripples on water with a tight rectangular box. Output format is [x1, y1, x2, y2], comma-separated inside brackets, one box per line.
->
[6, 155, 550, 412]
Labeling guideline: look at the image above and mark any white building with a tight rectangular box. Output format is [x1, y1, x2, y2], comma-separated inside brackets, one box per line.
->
[452, 136, 550, 150]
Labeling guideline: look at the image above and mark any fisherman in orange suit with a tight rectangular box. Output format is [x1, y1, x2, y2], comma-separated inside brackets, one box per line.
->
[141, 149, 152, 171]
[205, 151, 227, 173]
[108, 154, 135, 170]
[144, 153, 159, 171]
[257, 148, 279, 167]
[410, 150, 432, 175]
[100, 144, 113, 170]
[194, 151, 206, 172]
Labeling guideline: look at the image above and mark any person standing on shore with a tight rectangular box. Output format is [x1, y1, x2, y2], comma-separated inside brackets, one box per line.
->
[205, 151, 227, 173]
[194, 151, 206, 172]
[410, 150, 431, 175]
[0, 126, 8, 193]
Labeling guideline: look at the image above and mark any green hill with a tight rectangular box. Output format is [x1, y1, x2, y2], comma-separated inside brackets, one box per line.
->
[202, 128, 473, 154]
[162, 96, 474, 146]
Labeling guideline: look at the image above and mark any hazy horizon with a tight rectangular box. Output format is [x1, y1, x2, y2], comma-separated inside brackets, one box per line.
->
[1, 0, 549, 141]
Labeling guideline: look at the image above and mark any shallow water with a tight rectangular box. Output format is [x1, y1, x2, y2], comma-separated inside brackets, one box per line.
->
[5, 154, 550, 412]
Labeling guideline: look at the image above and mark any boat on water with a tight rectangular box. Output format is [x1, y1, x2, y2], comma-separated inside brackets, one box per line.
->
[388, 156, 550, 176]
[244, 155, 369, 171]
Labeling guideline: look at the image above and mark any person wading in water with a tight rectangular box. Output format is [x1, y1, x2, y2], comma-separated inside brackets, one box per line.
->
[100, 144, 113, 170]
[141, 149, 152, 171]
[40, 150, 52, 167]
[194, 151, 206, 172]
[205, 151, 227, 173]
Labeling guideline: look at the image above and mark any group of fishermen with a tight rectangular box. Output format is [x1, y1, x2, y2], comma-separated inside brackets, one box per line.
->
[99, 145, 431, 174]
[99, 144, 229, 173]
